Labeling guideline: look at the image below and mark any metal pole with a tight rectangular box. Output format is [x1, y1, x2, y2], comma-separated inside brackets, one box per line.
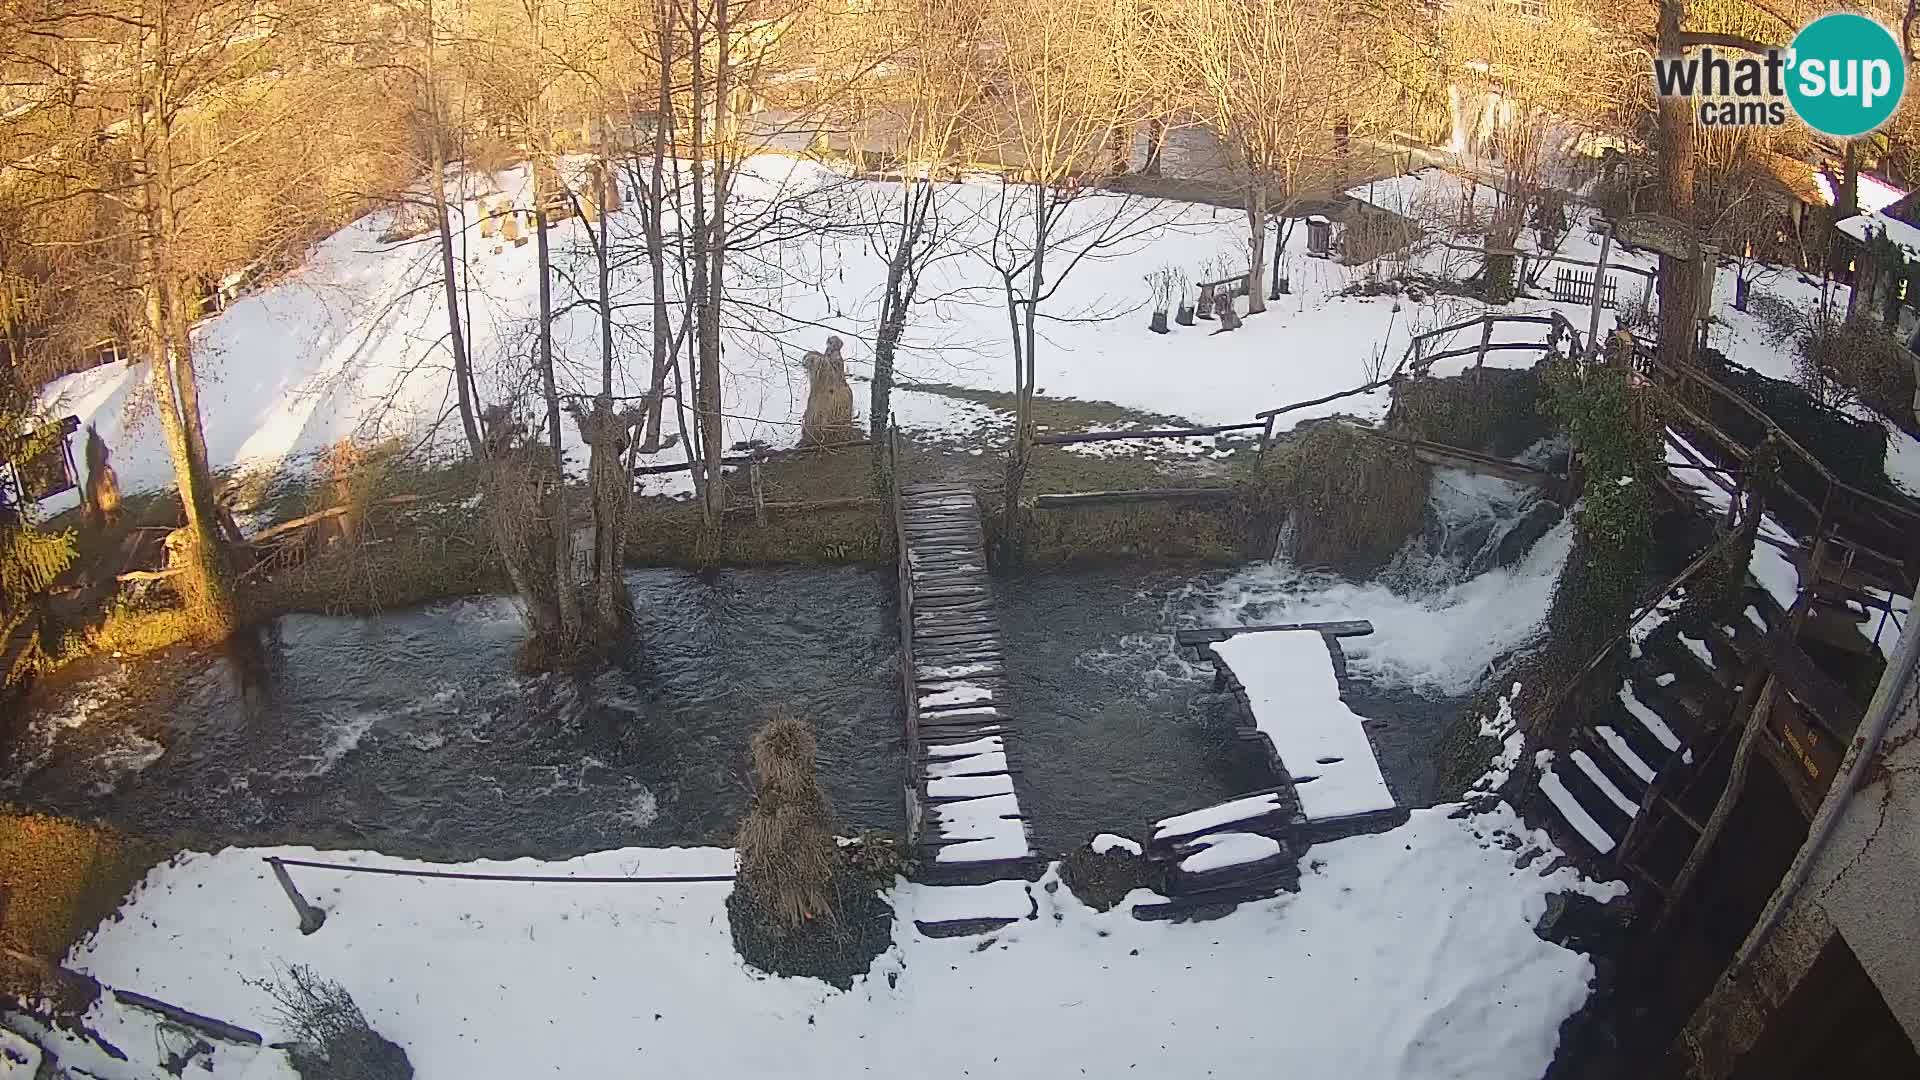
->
[266, 857, 327, 935]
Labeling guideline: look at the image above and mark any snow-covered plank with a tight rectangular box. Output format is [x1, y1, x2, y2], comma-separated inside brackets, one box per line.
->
[1655, 672, 1677, 687]
[917, 682, 994, 708]
[932, 832, 1029, 864]
[1744, 605, 1768, 633]
[902, 881, 1032, 924]
[1152, 790, 1288, 842]
[1178, 832, 1283, 874]
[1617, 683, 1680, 751]
[1539, 760, 1617, 855]
[925, 751, 1008, 778]
[924, 736, 1003, 759]
[927, 772, 1016, 800]
[918, 662, 998, 681]
[1679, 634, 1715, 670]
[930, 793, 1024, 840]
[1570, 750, 1640, 817]
[1091, 833, 1142, 856]
[1595, 726, 1656, 784]
[1211, 631, 1394, 821]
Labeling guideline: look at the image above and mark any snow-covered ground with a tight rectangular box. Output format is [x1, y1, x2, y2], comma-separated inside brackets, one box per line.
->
[35, 159, 1919, 510]
[26, 163, 1612, 505]
[33, 802, 1620, 1080]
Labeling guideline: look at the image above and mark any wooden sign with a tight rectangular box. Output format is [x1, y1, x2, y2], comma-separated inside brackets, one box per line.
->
[1620, 213, 1701, 260]
[1765, 691, 1845, 817]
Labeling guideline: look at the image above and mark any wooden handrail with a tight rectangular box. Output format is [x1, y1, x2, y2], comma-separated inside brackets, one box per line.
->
[1647, 353, 1920, 529]
[1032, 421, 1265, 446]
[1526, 522, 1753, 731]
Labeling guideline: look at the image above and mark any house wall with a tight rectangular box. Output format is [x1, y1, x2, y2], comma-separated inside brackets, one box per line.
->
[1674, 626, 1920, 1076]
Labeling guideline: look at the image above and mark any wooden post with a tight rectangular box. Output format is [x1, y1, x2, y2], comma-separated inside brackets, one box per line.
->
[1586, 225, 1614, 359]
[1474, 318, 1493, 369]
[266, 857, 327, 935]
[1257, 414, 1277, 462]
[1653, 676, 1777, 935]
[750, 456, 767, 526]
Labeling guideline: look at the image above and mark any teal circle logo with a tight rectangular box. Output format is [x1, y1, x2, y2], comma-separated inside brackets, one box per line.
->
[1787, 14, 1906, 137]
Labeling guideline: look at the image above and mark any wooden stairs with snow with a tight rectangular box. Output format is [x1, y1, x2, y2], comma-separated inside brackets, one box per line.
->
[1532, 584, 1780, 887]
[895, 481, 1036, 935]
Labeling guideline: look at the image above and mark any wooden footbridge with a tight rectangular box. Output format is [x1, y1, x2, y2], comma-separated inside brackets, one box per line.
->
[892, 469, 1036, 931]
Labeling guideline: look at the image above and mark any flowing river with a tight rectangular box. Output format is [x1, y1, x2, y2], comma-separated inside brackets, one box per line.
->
[4, 470, 1570, 859]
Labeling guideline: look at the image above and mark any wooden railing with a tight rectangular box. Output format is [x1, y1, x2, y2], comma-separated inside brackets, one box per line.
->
[1250, 310, 1583, 451]
[1632, 337, 1920, 595]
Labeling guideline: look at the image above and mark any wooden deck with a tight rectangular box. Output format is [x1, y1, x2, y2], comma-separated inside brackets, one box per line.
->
[896, 481, 1035, 897]
[1137, 622, 1408, 920]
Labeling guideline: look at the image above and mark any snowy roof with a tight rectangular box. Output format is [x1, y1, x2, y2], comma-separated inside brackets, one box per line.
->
[1813, 169, 1907, 214]
[1836, 209, 1920, 258]
[1211, 631, 1395, 821]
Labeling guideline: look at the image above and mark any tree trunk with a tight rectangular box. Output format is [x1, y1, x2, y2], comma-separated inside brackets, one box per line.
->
[870, 179, 931, 486]
[1002, 184, 1047, 560]
[1142, 118, 1166, 177]
[533, 167, 580, 643]
[697, 0, 731, 526]
[136, 39, 235, 636]
[429, 128, 483, 459]
[1655, 0, 1699, 368]
[1245, 183, 1268, 315]
[639, 0, 675, 452]
[422, 0, 482, 460]
[687, 2, 724, 526]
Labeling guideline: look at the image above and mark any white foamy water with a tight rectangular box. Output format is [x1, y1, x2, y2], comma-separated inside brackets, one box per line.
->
[295, 710, 379, 778]
[1, 671, 127, 791]
[623, 790, 660, 829]
[87, 734, 165, 796]
[1195, 486, 1575, 697]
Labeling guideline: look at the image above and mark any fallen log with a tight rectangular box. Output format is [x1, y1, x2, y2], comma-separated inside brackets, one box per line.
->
[248, 494, 425, 545]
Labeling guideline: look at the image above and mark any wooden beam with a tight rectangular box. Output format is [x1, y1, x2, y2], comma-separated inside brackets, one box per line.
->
[1032, 487, 1237, 508]
[1341, 423, 1560, 486]
[1175, 620, 1374, 645]
[1032, 422, 1264, 446]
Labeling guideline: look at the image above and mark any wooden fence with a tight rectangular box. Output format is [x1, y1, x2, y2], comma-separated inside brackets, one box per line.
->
[1553, 268, 1619, 309]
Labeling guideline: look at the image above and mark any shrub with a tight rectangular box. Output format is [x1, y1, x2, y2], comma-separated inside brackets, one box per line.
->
[1241, 423, 1429, 576]
[1755, 292, 1917, 425]
[253, 965, 412, 1080]
[1386, 367, 1548, 457]
[1532, 354, 1661, 737]
[726, 731, 895, 988]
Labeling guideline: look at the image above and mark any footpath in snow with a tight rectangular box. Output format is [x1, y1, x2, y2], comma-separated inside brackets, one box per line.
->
[37, 804, 1620, 1080]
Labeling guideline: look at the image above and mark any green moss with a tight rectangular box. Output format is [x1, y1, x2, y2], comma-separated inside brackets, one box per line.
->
[0, 811, 163, 997]
[1387, 367, 1549, 457]
[1238, 423, 1428, 576]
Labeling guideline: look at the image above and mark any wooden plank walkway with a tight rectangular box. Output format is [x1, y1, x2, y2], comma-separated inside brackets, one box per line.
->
[897, 481, 1035, 899]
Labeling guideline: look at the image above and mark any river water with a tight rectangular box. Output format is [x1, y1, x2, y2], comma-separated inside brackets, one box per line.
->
[4, 470, 1569, 860]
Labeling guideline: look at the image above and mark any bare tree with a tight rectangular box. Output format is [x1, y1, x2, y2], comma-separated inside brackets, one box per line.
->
[975, 0, 1161, 555]
[860, 0, 985, 483]
[1161, 0, 1373, 315]
[3, 0, 413, 634]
